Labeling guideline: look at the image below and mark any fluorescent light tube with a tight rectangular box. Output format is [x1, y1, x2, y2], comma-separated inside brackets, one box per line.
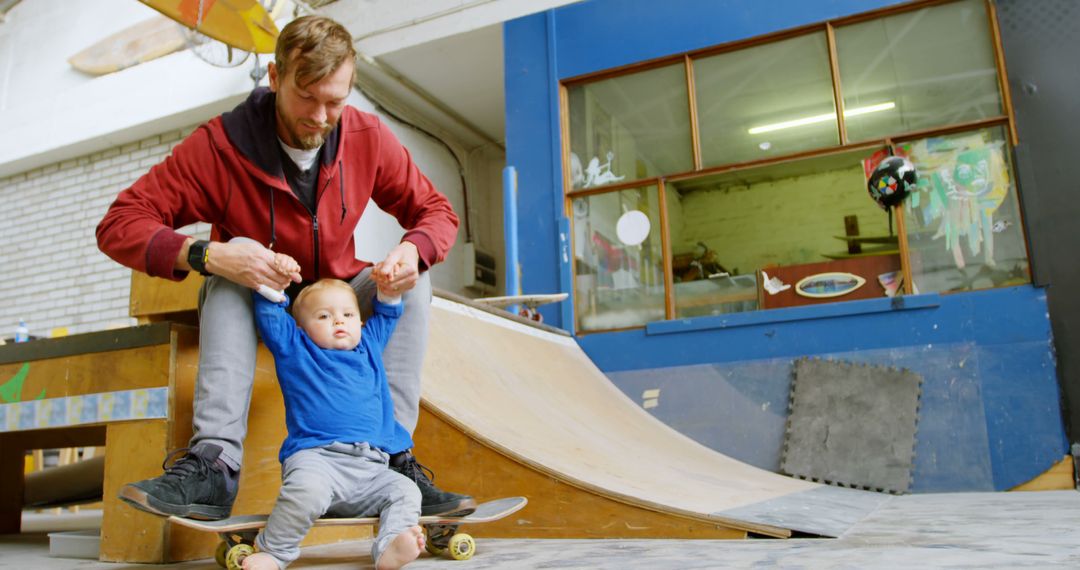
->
[748, 102, 895, 134]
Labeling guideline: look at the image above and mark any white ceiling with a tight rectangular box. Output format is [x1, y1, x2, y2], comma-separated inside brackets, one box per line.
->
[361, 23, 505, 148]
[383, 24, 504, 142]
[320, 0, 583, 150]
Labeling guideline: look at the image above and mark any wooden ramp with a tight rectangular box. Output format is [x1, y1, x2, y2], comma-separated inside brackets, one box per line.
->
[412, 295, 891, 539]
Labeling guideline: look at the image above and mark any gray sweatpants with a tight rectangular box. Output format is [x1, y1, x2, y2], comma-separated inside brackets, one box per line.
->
[188, 238, 432, 470]
[255, 442, 422, 568]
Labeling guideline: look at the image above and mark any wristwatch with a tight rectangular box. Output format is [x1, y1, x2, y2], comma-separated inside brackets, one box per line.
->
[187, 240, 212, 276]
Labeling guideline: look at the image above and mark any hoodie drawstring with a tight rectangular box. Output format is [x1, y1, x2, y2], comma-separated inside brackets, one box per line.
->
[268, 187, 276, 248]
[338, 161, 346, 224]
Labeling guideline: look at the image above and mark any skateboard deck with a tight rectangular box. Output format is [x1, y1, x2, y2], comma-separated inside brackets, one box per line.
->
[170, 496, 526, 532]
[170, 497, 526, 567]
[474, 293, 568, 310]
[474, 293, 568, 322]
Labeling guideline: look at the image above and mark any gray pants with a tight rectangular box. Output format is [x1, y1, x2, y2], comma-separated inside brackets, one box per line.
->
[189, 238, 431, 470]
[255, 442, 422, 568]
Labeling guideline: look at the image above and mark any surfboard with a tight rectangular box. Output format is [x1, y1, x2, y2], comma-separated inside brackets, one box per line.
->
[68, 16, 186, 76]
[794, 272, 867, 299]
[137, 0, 278, 54]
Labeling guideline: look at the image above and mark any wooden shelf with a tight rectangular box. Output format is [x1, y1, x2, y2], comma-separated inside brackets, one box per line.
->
[822, 248, 899, 260]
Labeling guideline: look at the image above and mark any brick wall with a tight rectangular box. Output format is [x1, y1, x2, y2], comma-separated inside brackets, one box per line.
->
[0, 125, 210, 340]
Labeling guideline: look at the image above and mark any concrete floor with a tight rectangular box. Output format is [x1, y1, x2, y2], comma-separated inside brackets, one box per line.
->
[4, 491, 1080, 569]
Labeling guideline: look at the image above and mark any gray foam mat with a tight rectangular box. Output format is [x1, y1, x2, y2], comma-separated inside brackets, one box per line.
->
[781, 357, 922, 494]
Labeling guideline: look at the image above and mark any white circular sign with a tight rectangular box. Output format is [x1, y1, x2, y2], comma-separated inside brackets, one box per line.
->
[616, 210, 651, 246]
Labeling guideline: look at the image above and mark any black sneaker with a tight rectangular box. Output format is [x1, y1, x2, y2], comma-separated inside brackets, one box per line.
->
[118, 444, 238, 520]
[390, 451, 477, 516]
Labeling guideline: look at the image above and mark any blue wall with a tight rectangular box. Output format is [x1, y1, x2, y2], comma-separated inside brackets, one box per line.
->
[503, 0, 1068, 491]
[588, 287, 1066, 491]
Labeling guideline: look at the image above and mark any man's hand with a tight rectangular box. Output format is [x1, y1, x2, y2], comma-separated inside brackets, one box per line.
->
[372, 241, 420, 295]
[200, 240, 302, 290]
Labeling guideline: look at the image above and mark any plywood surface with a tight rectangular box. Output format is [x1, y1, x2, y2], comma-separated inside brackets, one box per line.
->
[1010, 455, 1075, 491]
[417, 298, 883, 537]
[130, 271, 203, 320]
[0, 344, 173, 401]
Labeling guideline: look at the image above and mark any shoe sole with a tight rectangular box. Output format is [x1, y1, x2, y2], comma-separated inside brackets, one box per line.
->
[421, 496, 478, 517]
[118, 484, 231, 521]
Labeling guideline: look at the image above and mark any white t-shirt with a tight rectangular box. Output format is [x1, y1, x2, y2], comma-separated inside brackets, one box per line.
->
[278, 139, 320, 172]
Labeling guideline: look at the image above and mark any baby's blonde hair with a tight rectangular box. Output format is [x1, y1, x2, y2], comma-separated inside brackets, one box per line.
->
[293, 278, 358, 316]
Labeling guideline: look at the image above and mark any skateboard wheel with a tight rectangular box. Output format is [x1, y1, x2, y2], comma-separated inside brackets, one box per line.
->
[225, 543, 255, 570]
[447, 533, 475, 560]
[214, 541, 229, 568]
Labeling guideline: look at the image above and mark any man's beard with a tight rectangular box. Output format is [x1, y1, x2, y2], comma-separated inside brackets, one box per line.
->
[277, 104, 335, 150]
[290, 119, 334, 150]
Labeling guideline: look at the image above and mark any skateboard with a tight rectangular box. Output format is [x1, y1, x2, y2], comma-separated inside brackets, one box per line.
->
[169, 496, 527, 569]
[473, 293, 568, 322]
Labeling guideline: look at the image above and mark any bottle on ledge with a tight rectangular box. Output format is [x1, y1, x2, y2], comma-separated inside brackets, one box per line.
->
[14, 319, 29, 343]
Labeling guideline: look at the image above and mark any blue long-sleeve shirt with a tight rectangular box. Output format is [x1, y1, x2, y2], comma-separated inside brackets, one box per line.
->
[253, 292, 413, 462]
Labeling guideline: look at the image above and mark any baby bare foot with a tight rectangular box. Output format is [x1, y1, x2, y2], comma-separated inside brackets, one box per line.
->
[241, 552, 278, 570]
[375, 526, 425, 570]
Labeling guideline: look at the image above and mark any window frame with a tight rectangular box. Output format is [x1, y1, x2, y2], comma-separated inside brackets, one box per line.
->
[559, 0, 1021, 334]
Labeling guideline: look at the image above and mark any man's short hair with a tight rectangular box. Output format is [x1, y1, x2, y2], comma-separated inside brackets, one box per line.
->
[294, 278, 358, 316]
[275, 15, 356, 88]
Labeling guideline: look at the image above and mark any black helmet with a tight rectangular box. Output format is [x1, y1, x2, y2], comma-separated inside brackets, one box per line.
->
[867, 156, 917, 209]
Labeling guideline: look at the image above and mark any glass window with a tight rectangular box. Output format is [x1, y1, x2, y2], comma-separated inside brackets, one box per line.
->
[572, 186, 666, 331]
[835, 0, 1002, 143]
[668, 147, 891, 316]
[695, 32, 838, 167]
[899, 126, 1029, 294]
[561, 0, 1025, 329]
[567, 64, 693, 190]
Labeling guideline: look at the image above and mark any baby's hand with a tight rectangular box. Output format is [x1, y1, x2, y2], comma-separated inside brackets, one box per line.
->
[372, 262, 399, 298]
[376, 283, 398, 298]
[273, 252, 301, 280]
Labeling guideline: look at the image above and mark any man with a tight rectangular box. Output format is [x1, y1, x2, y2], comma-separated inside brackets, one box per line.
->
[96, 15, 475, 519]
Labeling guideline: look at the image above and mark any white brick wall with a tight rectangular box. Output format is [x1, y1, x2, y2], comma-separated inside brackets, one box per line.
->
[0, 125, 210, 340]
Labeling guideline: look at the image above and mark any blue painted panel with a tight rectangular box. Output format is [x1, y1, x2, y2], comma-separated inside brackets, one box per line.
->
[505, 16, 565, 327]
[899, 343, 993, 492]
[609, 361, 793, 471]
[553, 0, 907, 79]
[604, 342, 1007, 492]
[647, 293, 940, 335]
[579, 287, 1054, 373]
[593, 287, 1064, 491]
[977, 342, 1069, 489]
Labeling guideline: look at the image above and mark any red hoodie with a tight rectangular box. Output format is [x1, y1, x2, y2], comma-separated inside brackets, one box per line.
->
[97, 88, 459, 282]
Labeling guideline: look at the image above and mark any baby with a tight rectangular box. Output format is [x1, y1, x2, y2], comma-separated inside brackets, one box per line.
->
[244, 254, 424, 570]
